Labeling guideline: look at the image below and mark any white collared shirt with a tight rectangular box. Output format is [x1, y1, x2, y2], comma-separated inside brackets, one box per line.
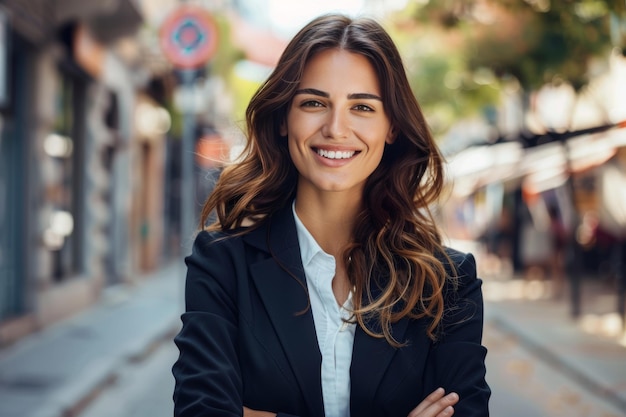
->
[293, 202, 356, 417]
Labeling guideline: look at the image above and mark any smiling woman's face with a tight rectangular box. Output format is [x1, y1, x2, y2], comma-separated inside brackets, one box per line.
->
[281, 48, 395, 200]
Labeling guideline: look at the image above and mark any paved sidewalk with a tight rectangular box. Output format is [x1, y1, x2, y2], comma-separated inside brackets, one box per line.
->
[0, 262, 186, 417]
[485, 292, 626, 414]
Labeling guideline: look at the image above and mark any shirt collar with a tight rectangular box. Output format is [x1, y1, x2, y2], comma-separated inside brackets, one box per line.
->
[292, 200, 327, 267]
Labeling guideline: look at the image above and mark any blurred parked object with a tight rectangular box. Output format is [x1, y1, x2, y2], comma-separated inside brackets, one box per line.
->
[597, 149, 626, 240]
[596, 148, 626, 329]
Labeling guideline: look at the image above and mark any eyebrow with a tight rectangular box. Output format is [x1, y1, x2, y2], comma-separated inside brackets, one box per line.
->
[294, 88, 382, 101]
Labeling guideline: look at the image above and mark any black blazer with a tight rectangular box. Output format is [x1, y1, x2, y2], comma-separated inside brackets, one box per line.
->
[172, 205, 490, 417]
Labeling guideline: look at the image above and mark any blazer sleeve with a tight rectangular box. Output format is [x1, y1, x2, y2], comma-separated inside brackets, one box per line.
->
[172, 231, 244, 417]
[172, 231, 303, 417]
[425, 252, 491, 416]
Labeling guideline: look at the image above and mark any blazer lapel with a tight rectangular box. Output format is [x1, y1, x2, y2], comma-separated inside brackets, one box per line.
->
[244, 205, 325, 417]
[350, 315, 410, 409]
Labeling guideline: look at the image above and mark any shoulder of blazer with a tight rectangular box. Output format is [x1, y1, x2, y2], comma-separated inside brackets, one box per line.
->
[190, 227, 249, 253]
[190, 205, 300, 265]
[440, 246, 477, 282]
[242, 204, 300, 255]
[435, 247, 480, 311]
[436, 247, 482, 335]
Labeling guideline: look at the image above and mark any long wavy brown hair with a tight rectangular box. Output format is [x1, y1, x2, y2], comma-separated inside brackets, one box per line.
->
[200, 14, 452, 346]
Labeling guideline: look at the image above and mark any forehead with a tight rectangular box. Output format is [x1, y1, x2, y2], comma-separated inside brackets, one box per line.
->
[299, 49, 381, 94]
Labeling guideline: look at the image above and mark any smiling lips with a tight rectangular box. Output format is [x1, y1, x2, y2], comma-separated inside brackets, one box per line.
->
[315, 148, 359, 160]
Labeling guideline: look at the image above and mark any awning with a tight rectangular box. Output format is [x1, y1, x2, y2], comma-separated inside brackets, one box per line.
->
[446, 129, 626, 198]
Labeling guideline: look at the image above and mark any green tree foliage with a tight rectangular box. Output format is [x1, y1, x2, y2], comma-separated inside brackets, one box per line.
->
[388, 10, 500, 135]
[208, 14, 246, 80]
[411, 0, 624, 91]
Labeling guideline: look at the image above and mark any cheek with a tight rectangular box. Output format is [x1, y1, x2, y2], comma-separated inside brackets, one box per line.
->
[367, 128, 393, 151]
[287, 117, 317, 146]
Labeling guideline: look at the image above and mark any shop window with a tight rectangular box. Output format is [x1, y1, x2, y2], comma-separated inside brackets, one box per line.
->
[43, 71, 85, 281]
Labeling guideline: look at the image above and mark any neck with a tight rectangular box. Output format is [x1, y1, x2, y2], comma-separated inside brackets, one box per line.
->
[294, 191, 361, 257]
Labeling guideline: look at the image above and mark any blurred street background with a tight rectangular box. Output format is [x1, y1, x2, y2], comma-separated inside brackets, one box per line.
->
[1, 0, 626, 416]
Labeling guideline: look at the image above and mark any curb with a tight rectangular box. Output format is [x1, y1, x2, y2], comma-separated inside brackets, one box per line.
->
[31, 317, 181, 417]
[489, 313, 626, 413]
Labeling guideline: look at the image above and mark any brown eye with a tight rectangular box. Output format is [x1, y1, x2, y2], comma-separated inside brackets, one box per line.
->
[301, 100, 324, 108]
[353, 104, 374, 112]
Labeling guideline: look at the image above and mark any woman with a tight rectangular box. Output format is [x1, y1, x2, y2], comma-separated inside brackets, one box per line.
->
[173, 13, 490, 417]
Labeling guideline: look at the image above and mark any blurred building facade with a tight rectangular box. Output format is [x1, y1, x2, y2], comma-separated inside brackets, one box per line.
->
[0, 0, 176, 346]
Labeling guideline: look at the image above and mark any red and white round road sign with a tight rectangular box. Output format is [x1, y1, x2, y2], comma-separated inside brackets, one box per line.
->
[160, 5, 219, 69]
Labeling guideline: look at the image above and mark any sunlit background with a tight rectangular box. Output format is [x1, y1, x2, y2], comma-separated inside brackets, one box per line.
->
[1, 1, 626, 416]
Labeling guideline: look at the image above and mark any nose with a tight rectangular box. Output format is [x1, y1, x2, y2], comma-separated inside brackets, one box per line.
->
[322, 108, 348, 139]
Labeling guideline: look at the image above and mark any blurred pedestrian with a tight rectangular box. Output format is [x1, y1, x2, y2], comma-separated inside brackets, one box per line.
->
[548, 205, 567, 298]
[519, 200, 552, 281]
[172, 13, 490, 417]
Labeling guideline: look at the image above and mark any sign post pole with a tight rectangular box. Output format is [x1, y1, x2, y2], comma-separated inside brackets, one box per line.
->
[160, 5, 218, 255]
[180, 69, 196, 252]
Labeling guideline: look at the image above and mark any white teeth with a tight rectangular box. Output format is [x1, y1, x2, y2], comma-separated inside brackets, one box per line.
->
[316, 149, 356, 159]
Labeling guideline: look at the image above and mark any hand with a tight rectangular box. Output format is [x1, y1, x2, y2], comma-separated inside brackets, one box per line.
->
[407, 388, 459, 417]
[243, 406, 277, 417]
